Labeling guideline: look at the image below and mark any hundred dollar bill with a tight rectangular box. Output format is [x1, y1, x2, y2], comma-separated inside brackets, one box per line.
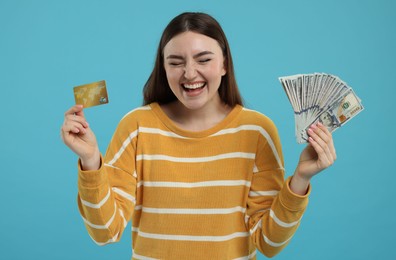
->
[279, 73, 364, 143]
[299, 89, 364, 143]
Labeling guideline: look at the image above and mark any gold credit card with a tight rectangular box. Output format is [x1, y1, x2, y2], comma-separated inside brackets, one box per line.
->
[73, 80, 109, 108]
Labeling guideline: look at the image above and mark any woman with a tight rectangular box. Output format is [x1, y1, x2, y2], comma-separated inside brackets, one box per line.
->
[61, 12, 336, 259]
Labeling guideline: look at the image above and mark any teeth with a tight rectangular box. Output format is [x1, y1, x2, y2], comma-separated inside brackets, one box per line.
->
[183, 83, 205, 89]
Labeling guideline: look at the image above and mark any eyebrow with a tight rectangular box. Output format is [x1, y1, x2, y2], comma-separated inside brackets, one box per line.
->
[166, 51, 214, 60]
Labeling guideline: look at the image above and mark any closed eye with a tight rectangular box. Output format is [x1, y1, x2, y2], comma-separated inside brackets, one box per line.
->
[168, 61, 184, 67]
[169, 62, 182, 66]
[198, 58, 211, 64]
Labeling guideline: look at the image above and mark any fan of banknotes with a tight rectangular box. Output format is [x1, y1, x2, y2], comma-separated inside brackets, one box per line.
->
[279, 73, 364, 143]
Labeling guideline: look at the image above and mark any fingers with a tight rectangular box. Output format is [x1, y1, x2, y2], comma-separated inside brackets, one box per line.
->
[316, 123, 337, 160]
[307, 122, 336, 169]
[65, 113, 89, 129]
[62, 118, 87, 134]
[61, 105, 89, 136]
[74, 104, 86, 118]
[65, 104, 84, 117]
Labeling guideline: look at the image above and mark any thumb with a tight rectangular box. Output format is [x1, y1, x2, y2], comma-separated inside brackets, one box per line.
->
[75, 104, 85, 118]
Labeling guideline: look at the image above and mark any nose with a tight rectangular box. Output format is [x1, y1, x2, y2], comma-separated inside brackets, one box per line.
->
[183, 61, 197, 80]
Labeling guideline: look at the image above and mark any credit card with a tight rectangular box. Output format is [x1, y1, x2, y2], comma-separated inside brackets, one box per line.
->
[73, 80, 109, 108]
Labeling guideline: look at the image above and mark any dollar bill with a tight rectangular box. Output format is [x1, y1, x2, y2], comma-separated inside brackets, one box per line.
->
[279, 73, 364, 143]
[299, 89, 364, 142]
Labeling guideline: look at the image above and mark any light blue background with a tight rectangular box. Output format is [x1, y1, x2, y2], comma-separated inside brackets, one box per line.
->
[1, 0, 394, 259]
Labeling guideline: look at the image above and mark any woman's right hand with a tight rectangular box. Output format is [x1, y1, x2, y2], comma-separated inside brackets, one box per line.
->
[61, 105, 101, 170]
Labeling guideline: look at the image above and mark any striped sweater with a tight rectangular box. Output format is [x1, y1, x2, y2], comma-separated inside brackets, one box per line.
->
[77, 102, 310, 259]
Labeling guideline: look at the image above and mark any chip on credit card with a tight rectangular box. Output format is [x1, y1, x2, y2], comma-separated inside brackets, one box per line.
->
[73, 80, 109, 108]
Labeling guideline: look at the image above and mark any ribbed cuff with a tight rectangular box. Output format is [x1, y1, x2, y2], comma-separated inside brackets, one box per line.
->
[279, 176, 311, 211]
[77, 154, 106, 188]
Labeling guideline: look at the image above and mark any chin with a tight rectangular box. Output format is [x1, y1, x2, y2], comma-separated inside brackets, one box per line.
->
[181, 101, 206, 111]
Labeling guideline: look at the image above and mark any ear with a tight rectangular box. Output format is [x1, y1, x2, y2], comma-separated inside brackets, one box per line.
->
[221, 58, 227, 76]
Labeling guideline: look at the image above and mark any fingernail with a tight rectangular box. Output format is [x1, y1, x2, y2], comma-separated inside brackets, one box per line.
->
[318, 122, 323, 127]
[311, 124, 317, 129]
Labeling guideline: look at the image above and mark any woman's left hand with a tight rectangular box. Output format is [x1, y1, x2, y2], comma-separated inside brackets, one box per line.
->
[290, 122, 337, 195]
[296, 122, 337, 180]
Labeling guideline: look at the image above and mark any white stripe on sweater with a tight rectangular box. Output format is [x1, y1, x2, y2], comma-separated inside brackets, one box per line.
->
[90, 232, 119, 246]
[119, 208, 128, 227]
[269, 209, 301, 228]
[263, 234, 293, 247]
[253, 164, 259, 173]
[137, 229, 249, 242]
[132, 251, 159, 260]
[104, 163, 123, 171]
[107, 130, 138, 165]
[249, 210, 300, 235]
[138, 126, 188, 139]
[112, 187, 135, 204]
[121, 106, 151, 120]
[249, 219, 262, 235]
[80, 189, 111, 209]
[249, 190, 279, 197]
[211, 124, 283, 169]
[82, 203, 117, 229]
[211, 124, 262, 137]
[248, 221, 293, 247]
[137, 180, 251, 188]
[136, 152, 255, 163]
[258, 127, 284, 170]
[141, 206, 246, 215]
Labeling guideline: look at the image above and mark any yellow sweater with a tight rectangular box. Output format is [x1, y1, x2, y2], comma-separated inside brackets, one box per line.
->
[77, 102, 310, 259]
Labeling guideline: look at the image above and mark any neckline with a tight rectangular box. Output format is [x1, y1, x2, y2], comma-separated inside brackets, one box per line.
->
[150, 102, 243, 138]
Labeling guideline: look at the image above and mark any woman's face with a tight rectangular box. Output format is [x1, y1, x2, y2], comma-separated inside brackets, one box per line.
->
[163, 31, 226, 111]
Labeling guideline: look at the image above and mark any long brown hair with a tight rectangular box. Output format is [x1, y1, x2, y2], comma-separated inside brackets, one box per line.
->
[143, 12, 243, 106]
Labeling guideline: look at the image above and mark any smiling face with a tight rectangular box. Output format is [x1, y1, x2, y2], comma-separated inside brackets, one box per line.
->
[163, 31, 226, 111]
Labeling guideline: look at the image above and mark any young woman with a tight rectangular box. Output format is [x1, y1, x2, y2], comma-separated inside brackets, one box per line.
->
[61, 12, 336, 259]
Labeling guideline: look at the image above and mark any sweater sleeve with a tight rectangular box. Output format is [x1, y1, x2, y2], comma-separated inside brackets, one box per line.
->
[77, 116, 138, 245]
[246, 117, 310, 258]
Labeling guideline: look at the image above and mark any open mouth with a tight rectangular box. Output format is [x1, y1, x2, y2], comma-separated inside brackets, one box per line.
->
[182, 82, 207, 92]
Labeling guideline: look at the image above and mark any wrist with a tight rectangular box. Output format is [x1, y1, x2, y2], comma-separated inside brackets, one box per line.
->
[290, 173, 311, 195]
[80, 149, 101, 171]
